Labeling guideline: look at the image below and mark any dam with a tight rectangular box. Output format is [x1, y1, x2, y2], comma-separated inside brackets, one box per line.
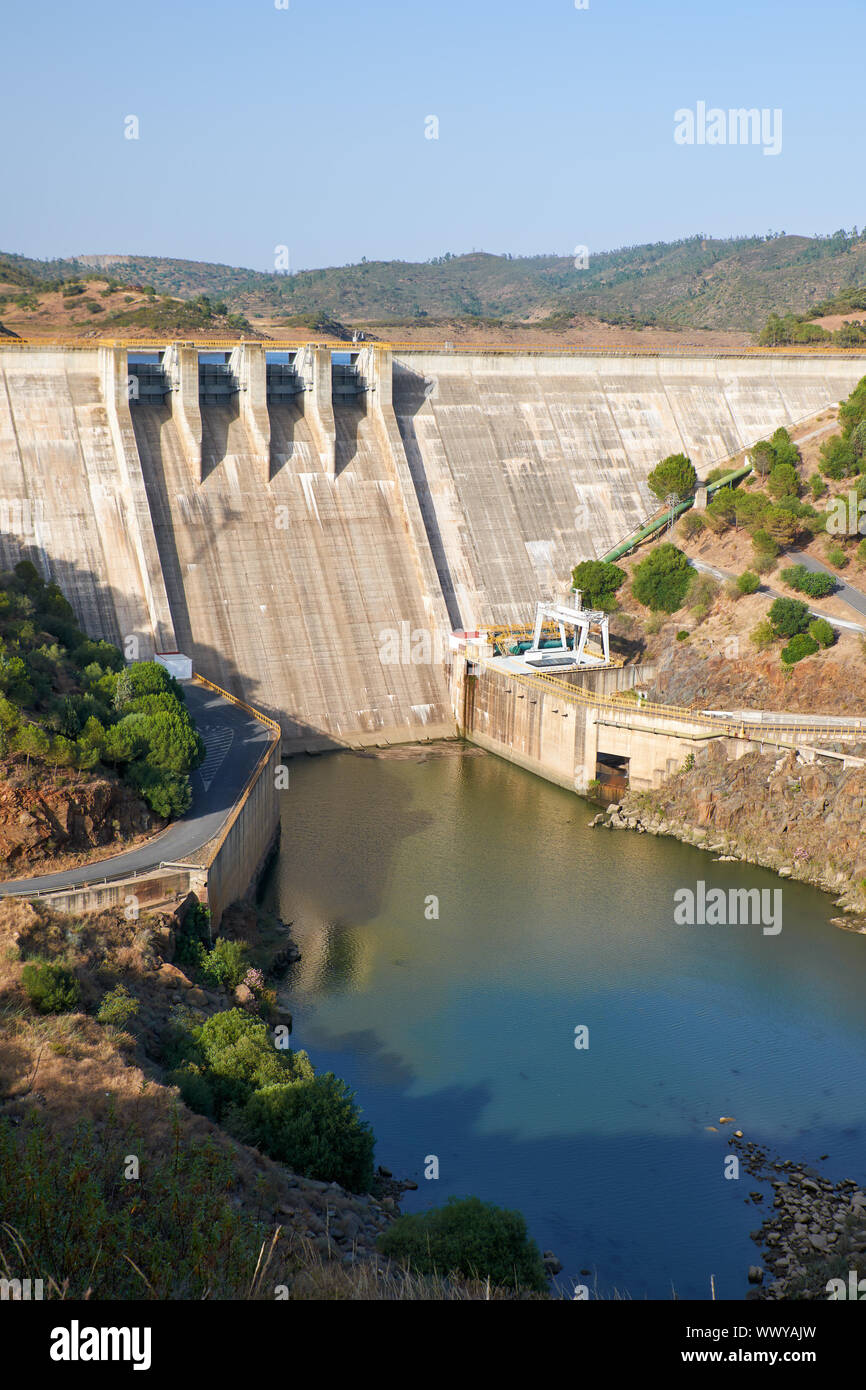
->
[1, 340, 865, 754]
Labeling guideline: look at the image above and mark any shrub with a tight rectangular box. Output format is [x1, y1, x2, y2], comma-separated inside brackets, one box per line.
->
[781, 633, 819, 664]
[752, 529, 779, 560]
[169, 1065, 218, 1118]
[632, 544, 692, 613]
[239, 1074, 375, 1192]
[858, 538, 866, 566]
[685, 571, 719, 621]
[780, 564, 836, 598]
[750, 440, 776, 477]
[676, 629, 689, 641]
[97, 983, 140, 1028]
[770, 427, 800, 469]
[705, 491, 736, 530]
[174, 1009, 314, 1120]
[737, 570, 760, 595]
[750, 619, 775, 651]
[809, 618, 836, 648]
[820, 435, 857, 480]
[198, 938, 250, 990]
[825, 543, 849, 569]
[769, 597, 812, 638]
[768, 463, 801, 500]
[810, 473, 828, 499]
[762, 505, 798, 546]
[175, 901, 211, 967]
[570, 560, 626, 609]
[21, 960, 81, 1014]
[0, 1111, 267, 1299]
[377, 1196, 548, 1293]
[647, 453, 696, 503]
[678, 511, 704, 540]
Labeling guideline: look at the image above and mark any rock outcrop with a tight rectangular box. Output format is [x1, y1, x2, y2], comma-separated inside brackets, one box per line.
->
[590, 740, 866, 922]
[0, 758, 157, 874]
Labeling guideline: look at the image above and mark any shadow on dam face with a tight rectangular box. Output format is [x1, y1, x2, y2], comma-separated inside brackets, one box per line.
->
[390, 364, 464, 632]
[0, 535, 348, 757]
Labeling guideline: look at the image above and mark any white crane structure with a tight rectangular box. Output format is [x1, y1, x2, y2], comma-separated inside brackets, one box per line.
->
[528, 597, 610, 667]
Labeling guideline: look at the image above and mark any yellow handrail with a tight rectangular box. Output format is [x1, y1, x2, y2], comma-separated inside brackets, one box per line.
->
[192, 672, 281, 734]
[476, 658, 866, 740]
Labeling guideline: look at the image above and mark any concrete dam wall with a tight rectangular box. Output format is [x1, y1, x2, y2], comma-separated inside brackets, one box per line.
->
[1, 343, 864, 749]
[393, 352, 866, 628]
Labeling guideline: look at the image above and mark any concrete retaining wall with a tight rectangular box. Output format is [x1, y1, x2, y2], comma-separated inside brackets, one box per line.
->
[27, 868, 199, 919]
[198, 726, 281, 929]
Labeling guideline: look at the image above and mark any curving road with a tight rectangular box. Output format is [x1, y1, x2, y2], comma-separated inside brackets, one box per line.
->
[0, 681, 275, 897]
[689, 557, 866, 633]
[788, 551, 866, 622]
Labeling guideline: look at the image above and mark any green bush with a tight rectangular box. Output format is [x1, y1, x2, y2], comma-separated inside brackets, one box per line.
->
[768, 463, 801, 500]
[0, 568, 202, 826]
[780, 564, 836, 598]
[858, 538, 866, 566]
[769, 597, 812, 638]
[781, 633, 819, 664]
[705, 491, 736, 530]
[377, 1196, 548, 1293]
[175, 1009, 314, 1120]
[570, 560, 625, 609]
[685, 571, 719, 621]
[825, 543, 849, 570]
[752, 529, 780, 560]
[770, 427, 801, 470]
[809, 618, 836, 648]
[820, 436, 857, 480]
[750, 619, 775, 651]
[21, 960, 81, 1014]
[737, 570, 760, 595]
[676, 629, 689, 641]
[238, 1074, 375, 1192]
[632, 544, 692, 613]
[647, 453, 696, 503]
[97, 984, 140, 1028]
[198, 938, 250, 990]
[175, 901, 211, 967]
[810, 474, 828, 499]
[169, 1065, 217, 1119]
[750, 440, 776, 477]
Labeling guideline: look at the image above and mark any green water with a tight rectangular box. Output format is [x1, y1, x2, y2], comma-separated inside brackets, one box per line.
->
[265, 746, 866, 1299]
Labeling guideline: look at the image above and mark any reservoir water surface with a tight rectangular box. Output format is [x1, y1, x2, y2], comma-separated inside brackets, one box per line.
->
[265, 747, 866, 1299]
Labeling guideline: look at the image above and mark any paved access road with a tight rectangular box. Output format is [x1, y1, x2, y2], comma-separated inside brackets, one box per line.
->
[689, 558, 866, 633]
[0, 681, 275, 897]
[790, 551, 866, 621]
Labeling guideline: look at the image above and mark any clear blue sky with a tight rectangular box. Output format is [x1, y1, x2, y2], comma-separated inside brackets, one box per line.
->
[2, 0, 863, 271]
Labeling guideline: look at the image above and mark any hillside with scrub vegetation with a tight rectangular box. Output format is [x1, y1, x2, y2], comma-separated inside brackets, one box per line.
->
[0, 561, 204, 875]
[3, 229, 866, 341]
[577, 377, 866, 927]
[0, 891, 552, 1299]
[572, 375, 866, 719]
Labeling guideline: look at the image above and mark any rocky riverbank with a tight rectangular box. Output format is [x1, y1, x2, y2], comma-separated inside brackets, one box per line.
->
[727, 1136, 866, 1300]
[589, 739, 866, 929]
